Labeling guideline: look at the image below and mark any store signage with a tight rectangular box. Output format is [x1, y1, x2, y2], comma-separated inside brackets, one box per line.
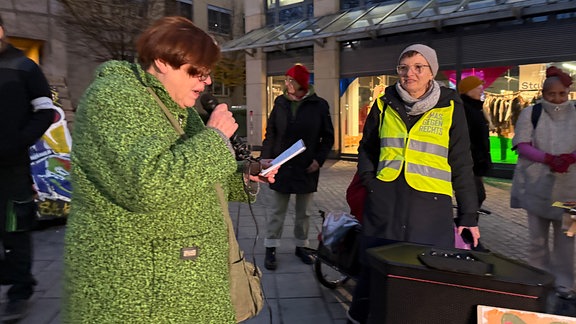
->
[519, 64, 545, 91]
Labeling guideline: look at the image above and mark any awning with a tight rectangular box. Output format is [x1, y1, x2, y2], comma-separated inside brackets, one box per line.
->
[221, 0, 573, 53]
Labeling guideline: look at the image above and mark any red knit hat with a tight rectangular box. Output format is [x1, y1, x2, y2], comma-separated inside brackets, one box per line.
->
[546, 66, 573, 87]
[286, 64, 310, 92]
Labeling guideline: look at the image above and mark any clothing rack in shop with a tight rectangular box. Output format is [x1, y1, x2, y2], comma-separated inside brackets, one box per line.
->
[484, 91, 521, 98]
[484, 91, 533, 130]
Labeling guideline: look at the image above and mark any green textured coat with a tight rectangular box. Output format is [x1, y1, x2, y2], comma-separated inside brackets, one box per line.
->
[62, 61, 249, 323]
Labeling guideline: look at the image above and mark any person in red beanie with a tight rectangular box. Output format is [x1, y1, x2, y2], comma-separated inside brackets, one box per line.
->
[260, 63, 334, 270]
[285, 64, 310, 94]
[511, 66, 576, 300]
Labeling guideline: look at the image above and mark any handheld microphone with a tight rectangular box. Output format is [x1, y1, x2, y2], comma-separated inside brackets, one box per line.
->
[199, 93, 218, 124]
[199, 93, 231, 136]
[199, 93, 251, 161]
[199, 93, 219, 114]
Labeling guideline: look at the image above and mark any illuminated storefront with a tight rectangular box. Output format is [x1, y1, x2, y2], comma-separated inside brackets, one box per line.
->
[338, 63, 576, 165]
[225, 0, 576, 175]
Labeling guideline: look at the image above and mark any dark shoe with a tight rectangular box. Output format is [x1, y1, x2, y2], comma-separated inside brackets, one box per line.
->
[265, 247, 277, 270]
[295, 247, 314, 265]
[556, 289, 576, 300]
[2, 299, 29, 322]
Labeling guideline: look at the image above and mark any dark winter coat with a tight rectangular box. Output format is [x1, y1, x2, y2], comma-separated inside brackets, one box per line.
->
[0, 44, 54, 168]
[357, 85, 478, 248]
[261, 87, 334, 194]
[461, 94, 492, 176]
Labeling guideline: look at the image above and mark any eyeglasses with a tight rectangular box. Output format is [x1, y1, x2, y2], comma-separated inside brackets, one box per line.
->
[396, 64, 431, 75]
[285, 77, 297, 84]
[185, 65, 211, 81]
[195, 74, 210, 82]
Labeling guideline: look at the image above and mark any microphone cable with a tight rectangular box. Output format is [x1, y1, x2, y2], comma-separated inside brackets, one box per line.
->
[238, 159, 274, 324]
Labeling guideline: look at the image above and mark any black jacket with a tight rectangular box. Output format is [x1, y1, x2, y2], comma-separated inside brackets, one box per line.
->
[461, 94, 492, 176]
[357, 85, 478, 248]
[261, 90, 334, 194]
[0, 44, 54, 168]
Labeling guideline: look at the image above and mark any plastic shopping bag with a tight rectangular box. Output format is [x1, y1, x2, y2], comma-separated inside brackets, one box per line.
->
[321, 211, 360, 252]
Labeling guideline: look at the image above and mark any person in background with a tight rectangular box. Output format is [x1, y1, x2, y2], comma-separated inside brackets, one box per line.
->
[0, 14, 56, 321]
[457, 76, 492, 217]
[347, 44, 480, 324]
[261, 63, 335, 270]
[62, 17, 275, 323]
[510, 66, 576, 300]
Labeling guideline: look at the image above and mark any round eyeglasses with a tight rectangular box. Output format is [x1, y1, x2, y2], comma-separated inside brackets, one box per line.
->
[396, 64, 431, 75]
[196, 74, 210, 82]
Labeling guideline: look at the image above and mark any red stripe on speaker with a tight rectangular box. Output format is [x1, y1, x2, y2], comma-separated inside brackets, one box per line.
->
[387, 274, 539, 299]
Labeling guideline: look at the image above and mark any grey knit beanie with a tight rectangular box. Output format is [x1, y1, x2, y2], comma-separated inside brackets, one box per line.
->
[399, 44, 439, 77]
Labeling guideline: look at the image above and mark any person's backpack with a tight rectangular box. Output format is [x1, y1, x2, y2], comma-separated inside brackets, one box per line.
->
[531, 103, 542, 129]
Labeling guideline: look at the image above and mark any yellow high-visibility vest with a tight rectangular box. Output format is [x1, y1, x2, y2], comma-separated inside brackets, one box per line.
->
[376, 98, 454, 196]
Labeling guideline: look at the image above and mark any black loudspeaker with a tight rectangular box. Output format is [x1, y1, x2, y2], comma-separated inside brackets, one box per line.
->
[366, 243, 554, 324]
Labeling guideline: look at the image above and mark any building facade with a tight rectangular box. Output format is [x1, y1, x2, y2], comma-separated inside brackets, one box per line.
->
[1, 0, 245, 130]
[226, 0, 576, 169]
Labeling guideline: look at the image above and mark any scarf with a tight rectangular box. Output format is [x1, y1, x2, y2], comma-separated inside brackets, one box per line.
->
[540, 98, 574, 112]
[395, 80, 441, 116]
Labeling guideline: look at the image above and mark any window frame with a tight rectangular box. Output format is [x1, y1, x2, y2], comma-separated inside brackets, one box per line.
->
[176, 0, 193, 21]
[208, 5, 232, 35]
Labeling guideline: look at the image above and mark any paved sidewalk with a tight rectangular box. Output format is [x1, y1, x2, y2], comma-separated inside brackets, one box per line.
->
[3, 159, 576, 323]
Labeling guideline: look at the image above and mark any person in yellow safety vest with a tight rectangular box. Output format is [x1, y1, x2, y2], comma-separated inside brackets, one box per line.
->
[347, 44, 480, 324]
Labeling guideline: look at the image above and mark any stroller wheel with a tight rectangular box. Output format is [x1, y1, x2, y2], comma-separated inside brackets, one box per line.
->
[314, 258, 350, 289]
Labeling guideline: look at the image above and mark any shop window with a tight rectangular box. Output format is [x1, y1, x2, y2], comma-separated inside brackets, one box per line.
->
[339, 75, 398, 154]
[176, 0, 193, 21]
[443, 62, 575, 166]
[208, 5, 231, 35]
[338, 63, 574, 160]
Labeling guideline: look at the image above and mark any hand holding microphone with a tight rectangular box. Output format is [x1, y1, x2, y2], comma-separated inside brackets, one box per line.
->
[248, 159, 277, 183]
[201, 93, 255, 161]
[201, 94, 238, 139]
[206, 104, 238, 139]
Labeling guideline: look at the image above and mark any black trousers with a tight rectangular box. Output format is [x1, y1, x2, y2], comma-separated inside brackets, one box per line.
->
[0, 166, 37, 301]
[348, 236, 398, 323]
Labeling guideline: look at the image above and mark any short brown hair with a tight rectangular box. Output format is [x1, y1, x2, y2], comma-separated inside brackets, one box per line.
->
[136, 16, 220, 77]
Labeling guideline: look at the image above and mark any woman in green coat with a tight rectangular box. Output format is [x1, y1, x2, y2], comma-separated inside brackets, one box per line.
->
[62, 17, 275, 323]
